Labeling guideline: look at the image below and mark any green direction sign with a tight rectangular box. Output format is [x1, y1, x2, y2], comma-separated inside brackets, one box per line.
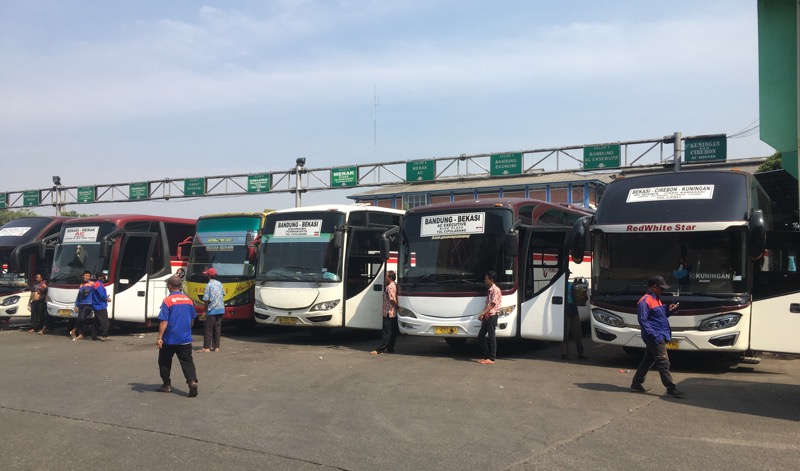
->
[184, 178, 206, 196]
[684, 135, 727, 163]
[584, 144, 621, 169]
[77, 186, 95, 203]
[490, 152, 523, 176]
[23, 190, 39, 207]
[247, 173, 271, 193]
[331, 166, 358, 187]
[0, 193, 5, 209]
[406, 160, 435, 182]
[129, 182, 149, 200]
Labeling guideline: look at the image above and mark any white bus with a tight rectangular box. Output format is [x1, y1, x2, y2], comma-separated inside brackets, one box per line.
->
[385, 198, 591, 346]
[46, 215, 195, 326]
[571, 169, 800, 358]
[254, 204, 403, 330]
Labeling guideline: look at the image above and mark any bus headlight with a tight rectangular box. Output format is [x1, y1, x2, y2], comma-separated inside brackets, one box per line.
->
[699, 313, 742, 331]
[397, 307, 416, 318]
[498, 306, 514, 317]
[2, 296, 20, 306]
[255, 299, 267, 310]
[592, 309, 624, 328]
[225, 290, 251, 307]
[310, 299, 340, 312]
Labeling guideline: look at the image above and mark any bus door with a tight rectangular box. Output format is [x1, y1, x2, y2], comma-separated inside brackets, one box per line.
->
[343, 227, 387, 329]
[518, 228, 571, 340]
[750, 231, 800, 354]
[113, 233, 157, 323]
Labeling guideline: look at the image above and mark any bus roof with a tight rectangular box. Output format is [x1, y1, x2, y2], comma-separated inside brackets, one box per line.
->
[406, 197, 590, 218]
[59, 214, 196, 226]
[198, 211, 274, 220]
[271, 204, 404, 216]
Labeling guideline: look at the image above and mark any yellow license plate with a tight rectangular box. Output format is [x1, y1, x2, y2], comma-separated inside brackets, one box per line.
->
[278, 316, 297, 325]
[665, 339, 679, 350]
[58, 309, 73, 317]
[434, 326, 458, 335]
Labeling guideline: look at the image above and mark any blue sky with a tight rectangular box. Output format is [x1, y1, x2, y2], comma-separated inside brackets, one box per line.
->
[0, 0, 774, 218]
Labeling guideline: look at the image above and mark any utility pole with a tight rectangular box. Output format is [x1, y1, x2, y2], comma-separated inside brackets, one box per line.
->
[673, 131, 682, 172]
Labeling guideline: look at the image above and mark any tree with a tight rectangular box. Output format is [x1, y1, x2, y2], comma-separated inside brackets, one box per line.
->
[0, 208, 38, 226]
[60, 210, 96, 218]
[757, 151, 783, 173]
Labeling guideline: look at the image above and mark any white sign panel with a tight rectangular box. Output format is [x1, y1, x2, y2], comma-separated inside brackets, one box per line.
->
[421, 212, 485, 237]
[63, 226, 100, 243]
[0, 227, 32, 237]
[274, 220, 322, 238]
[627, 185, 714, 203]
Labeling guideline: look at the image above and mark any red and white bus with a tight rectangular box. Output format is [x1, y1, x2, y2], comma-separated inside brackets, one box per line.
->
[45, 215, 195, 326]
[386, 198, 591, 346]
[0, 217, 68, 323]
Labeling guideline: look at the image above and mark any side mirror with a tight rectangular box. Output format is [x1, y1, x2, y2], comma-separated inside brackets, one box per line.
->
[38, 242, 47, 259]
[504, 233, 519, 257]
[100, 239, 111, 259]
[379, 226, 399, 262]
[571, 216, 591, 264]
[748, 210, 766, 260]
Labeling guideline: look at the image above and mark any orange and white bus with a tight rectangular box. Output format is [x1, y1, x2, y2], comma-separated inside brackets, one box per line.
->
[45, 215, 195, 326]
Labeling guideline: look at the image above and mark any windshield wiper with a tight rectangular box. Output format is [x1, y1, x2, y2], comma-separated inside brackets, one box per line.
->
[410, 273, 435, 291]
[285, 266, 321, 287]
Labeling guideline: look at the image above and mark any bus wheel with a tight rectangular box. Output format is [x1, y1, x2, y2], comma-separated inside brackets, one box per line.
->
[622, 346, 642, 355]
[445, 338, 467, 347]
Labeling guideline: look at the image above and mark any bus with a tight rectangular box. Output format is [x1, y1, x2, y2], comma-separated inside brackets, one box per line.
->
[571, 169, 800, 357]
[0, 217, 67, 323]
[387, 198, 591, 345]
[183, 212, 272, 328]
[254, 204, 403, 330]
[45, 215, 195, 326]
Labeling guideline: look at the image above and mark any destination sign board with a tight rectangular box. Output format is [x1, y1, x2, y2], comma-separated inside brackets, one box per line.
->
[274, 220, 323, 238]
[420, 212, 485, 237]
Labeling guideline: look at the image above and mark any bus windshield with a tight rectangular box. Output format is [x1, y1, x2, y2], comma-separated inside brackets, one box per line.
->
[257, 212, 345, 283]
[50, 223, 115, 285]
[593, 229, 748, 296]
[187, 217, 261, 279]
[400, 208, 514, 292]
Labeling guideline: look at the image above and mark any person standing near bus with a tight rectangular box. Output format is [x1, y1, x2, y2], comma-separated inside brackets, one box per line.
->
[71, 270, 94, 340]
[28, 274, 49, 334]
[201, 267, 224, 352]
[156, 275, 198, 397]
[477, 271, 501, 365]
[630, 276, 687, 398]
[91, 272, 111, 341]
[560, 277, 587, 361]
[370, 270, 399, 355]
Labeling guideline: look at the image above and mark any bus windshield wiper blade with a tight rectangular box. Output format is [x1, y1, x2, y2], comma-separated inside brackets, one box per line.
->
[285, 266, 321, 287]
[410, 273, 435, 291]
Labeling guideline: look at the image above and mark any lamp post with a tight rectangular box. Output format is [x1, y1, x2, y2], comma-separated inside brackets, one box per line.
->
[52, 176, 64, 216]
[291, 158, 307, 207]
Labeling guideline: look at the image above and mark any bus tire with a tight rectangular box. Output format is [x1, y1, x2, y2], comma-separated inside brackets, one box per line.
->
[445, 337, 467, 347]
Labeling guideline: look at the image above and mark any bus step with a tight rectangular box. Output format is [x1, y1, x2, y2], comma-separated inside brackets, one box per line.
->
[739, 356, 761, 365]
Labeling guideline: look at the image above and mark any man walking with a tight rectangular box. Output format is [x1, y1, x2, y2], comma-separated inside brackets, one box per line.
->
[202, 267, 224, 352]
[370, 270, 399, 355]
[630, 275, 687, 398]
[156, 275, 198, 397]
[477, 271, 502, 365]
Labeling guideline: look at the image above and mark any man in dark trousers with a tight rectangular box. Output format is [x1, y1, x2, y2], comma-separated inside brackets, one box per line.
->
[370, 270, 399, 355]
[477, 271, 502, 365]
[91, 271, 111, 341]
[28, 273, 49, 334]
[630, 275, 687, 398]
[155, 275, 198, 397]
[71, 270, 94, 340]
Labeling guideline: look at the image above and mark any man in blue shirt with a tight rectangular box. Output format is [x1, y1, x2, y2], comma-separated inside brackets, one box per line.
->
[201, 267, 225, 352]
[156, 275, 198, 397]
[630, 276, 687, 398]
[71, 270, 94, 341]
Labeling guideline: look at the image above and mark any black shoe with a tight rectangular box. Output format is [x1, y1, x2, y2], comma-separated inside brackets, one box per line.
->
[666, 388, 687, 399]
[188, 381, 198, 398]
[577, 354, 588, 360]
[630, 384, 652, 393]
[156, 384, 172, 393]
[561, 354, 570, 360]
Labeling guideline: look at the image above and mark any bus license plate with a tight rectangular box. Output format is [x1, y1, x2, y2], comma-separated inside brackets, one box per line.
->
[278, 317, 297, 325]
[58, 309, 73, 317]
[434, 326, 458, 335]
[665, 339, 679, 350]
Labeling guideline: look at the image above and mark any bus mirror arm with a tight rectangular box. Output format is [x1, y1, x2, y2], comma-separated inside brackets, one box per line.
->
[748, 210, 766, 261]
[379, 226, 399, 261]
[571, 216, 591, 264]
[504, 233, 519, 257]
[333, 226, 345, 249]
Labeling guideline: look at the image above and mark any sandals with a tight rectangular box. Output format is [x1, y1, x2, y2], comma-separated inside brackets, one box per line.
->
[477, 359, 496, 365]
[369, 350, 383, 355]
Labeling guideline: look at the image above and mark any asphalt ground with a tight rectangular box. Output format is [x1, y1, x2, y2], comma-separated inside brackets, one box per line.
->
[1, 322, 798, 471]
